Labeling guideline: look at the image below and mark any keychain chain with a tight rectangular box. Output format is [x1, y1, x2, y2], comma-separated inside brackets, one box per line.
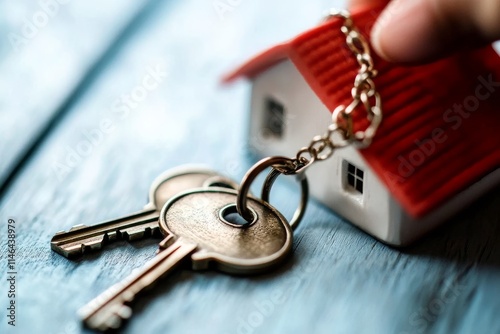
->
[237, 9, 383, 221]
[294, 9, 383, 173]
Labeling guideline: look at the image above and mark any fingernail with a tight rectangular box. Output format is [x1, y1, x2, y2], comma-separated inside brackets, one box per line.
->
[371, 0, 440, 63]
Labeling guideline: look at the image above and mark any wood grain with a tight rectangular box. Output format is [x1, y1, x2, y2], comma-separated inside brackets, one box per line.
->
[0, 0, 499, 333]
[0, 0, 152, 189]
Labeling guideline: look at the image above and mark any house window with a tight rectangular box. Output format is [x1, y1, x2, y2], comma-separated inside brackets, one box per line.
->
[345, 161, 364, 194]
[263, 96, 285, 138]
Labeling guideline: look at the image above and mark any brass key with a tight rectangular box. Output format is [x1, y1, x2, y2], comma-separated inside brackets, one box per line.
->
[79, 187, 292, 331]
[50, 166, 238, 258]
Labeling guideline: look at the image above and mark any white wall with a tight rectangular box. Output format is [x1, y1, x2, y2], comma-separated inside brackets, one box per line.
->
[248, 59, 397, 243]
[248, 59, 500, 246]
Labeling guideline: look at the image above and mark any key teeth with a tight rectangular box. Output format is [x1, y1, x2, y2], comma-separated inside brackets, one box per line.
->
[121, 225, 159, 241]
[104, 314, 123, 331]
[83, 304, 133, 331]
[50, 243, 80, 258]
[121, 229, 144, 241]
[107, 230, 118, 242]
[82, 238, 105, 252]
[118, 305, 133, 320]
[52, 227, 148, 258]
[51, 235, 105, 258]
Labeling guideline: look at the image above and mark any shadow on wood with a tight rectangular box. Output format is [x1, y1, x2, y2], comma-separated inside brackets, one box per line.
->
[402, 187, 500, 267]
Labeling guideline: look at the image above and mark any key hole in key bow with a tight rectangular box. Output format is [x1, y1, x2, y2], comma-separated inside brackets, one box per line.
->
[203, 176, 239, 191]
[219, 204, 257, 228]
[207, 182, 234, 189]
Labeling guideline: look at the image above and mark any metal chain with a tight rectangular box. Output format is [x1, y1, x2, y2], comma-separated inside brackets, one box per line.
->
[290, 9, 383, 175]
[236, 10, 383, 221]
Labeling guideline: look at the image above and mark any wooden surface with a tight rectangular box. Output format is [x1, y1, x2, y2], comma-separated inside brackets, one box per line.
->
[1, 1, 499, 333]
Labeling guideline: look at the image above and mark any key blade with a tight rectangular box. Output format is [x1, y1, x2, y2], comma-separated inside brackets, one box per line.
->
[50, 209, 159, 258]
[79, 238, 197, 331]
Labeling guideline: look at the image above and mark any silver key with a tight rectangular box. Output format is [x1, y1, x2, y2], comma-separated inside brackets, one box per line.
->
[51, 166, 238, 258]
[79, 187, 292, 331]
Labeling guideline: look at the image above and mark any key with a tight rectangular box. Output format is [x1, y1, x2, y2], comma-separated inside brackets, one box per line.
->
[79, 187, 292, 331]
[51, 166, 239, 258]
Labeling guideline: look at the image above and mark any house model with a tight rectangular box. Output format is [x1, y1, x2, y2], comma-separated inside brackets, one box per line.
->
[224, 7, 500, 245]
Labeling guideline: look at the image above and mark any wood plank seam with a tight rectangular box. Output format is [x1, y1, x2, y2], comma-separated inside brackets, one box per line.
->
[0, 0, 164, 200]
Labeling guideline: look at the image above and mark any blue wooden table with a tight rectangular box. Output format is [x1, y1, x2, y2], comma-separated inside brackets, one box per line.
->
[1, 1, 499, 333]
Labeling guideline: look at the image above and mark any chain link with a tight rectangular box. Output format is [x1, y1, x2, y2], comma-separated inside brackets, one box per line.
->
[236, 10, 383, 220]
[286, 9, 383, 175]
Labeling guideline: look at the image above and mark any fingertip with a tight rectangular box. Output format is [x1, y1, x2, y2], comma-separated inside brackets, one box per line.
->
[369, 0, 444, 63]
[346, 0, 396, 61]
[369, 1, 405, 62]
[370, 18, 391, 62]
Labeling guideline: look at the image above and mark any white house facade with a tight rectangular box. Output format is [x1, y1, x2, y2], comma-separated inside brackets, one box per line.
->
[247, 59, 500, 245]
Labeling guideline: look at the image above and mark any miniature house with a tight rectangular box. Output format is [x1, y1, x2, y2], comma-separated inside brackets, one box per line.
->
[224, 9, 500, 245]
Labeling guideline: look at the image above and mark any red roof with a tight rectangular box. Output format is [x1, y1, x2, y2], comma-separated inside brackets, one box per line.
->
[224, 6, 500, 218]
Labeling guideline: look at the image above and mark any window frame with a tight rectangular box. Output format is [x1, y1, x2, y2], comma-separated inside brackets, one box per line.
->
[262, 96, 285, 138]
[345, 161, 364, 195]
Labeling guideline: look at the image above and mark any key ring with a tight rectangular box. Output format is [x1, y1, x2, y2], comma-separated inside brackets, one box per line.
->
[261, 168, 308, 231]
[237, 156, 309, 230]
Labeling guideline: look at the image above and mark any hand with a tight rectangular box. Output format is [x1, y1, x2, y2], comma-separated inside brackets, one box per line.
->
[350, 0, 500, 63]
